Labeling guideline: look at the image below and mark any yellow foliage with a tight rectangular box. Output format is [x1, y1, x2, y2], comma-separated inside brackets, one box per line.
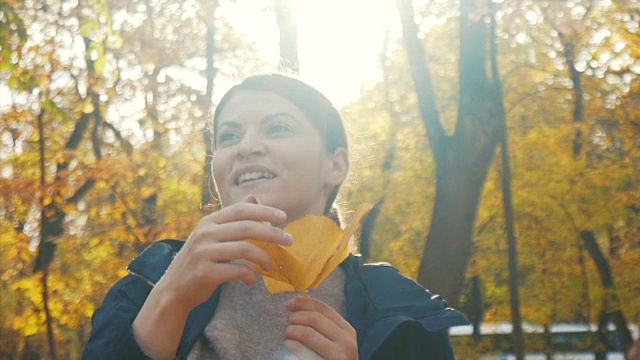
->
[2, 0, 640, 357]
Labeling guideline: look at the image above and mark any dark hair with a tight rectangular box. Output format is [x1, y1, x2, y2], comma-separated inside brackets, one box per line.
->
[212, 74, 348, 215]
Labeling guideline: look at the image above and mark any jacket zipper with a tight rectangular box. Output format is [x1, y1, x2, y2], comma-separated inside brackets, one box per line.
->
[127, 268, 157, 287]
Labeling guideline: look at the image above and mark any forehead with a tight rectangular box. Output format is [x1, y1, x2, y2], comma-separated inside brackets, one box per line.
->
[216, 90, 310, 126]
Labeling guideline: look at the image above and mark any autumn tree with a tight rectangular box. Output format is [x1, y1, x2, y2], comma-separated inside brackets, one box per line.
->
[396, 0, 503, 306]
[275, 0, 299, 73]
[3, 0, 640, 358]
[469, 0, 640, 352]
[345, 1, 640, 356]
[1, 0, 262, 357]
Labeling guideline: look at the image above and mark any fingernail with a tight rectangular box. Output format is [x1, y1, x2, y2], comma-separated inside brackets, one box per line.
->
[284, 232, 294, 245]
[243, 195, 258, 204]
[275, 209, 287, 219]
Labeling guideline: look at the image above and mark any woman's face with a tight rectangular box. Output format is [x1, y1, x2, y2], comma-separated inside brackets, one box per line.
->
[212, 90, 347, 223]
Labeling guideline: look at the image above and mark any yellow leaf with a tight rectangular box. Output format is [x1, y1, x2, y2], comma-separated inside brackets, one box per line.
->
[248, 203, 373, 294]
[311, 203, 373, 288]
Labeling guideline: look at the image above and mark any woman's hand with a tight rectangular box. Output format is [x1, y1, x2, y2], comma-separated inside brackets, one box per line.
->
[132, 196, 292, 359]
[159, 198, 293, 310]
[284, 296, 358, 360]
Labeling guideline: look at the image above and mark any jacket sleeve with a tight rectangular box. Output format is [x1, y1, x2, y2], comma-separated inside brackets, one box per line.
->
[345, 260, 468, 359]
[370, 321, 454, 360]
[82, 276, 153, 360]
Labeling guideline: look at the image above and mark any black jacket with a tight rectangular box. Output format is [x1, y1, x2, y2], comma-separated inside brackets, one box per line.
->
[83, 240, 468, 359]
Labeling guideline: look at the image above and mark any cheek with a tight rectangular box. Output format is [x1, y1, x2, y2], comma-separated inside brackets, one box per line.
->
[211, 156, 226, 188]
[288, 152, 326, 187]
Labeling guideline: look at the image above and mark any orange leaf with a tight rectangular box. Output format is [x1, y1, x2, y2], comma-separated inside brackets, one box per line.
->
[247, 203, 373, 294]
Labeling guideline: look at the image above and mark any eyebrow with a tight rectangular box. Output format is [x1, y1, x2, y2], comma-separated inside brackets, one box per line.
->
[217, 112, 301, 130]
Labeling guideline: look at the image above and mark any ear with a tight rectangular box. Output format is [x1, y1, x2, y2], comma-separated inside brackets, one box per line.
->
[323, 147, 349, 188]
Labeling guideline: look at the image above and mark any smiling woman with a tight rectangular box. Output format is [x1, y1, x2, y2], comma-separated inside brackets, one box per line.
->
[82, 74, 467, 360]
[213, 90, 342, 223]
[211, 74, 350, 219]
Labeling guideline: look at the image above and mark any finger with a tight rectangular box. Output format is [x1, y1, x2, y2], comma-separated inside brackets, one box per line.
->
[197, 220, 293, 246]
[284, 324, 334, 358]
[288, 310, 341, 342]
[284, 339, 323, 360]
[208, 241, 271, 271]
[208, 202, 286, 225]
[209, 262, 258, 286]
[286, 296, 351, 332]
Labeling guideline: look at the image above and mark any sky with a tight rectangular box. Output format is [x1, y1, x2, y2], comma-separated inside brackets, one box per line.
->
[225, 0, 398, 107]
[0, 0, 399, 118]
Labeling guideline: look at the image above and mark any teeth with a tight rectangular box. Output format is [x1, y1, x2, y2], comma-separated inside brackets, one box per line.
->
[238, 171, 275, 185]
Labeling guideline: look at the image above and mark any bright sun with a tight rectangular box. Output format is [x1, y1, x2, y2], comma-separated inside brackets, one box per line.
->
[297, 0, 396, 106]
[225, 0, 397, 107]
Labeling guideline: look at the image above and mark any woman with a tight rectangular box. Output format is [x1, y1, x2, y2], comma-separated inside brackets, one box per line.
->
[83, 74, 467, 360]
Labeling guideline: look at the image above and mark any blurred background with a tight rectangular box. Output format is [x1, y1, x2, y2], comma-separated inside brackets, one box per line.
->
[1, 0, 639, 359]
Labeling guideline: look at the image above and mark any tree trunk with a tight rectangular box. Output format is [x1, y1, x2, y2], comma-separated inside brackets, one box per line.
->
[558, 33, 585, 158]
[468, 275, 483, 342]
[34, 36, 102, 273]
[498, 87, 525, 360]
[201, 0, 218, 208]
[581, 231, 633, 354]
[360, 30, 401, 260]
[359, 201, 382, 260]
[33, 32, 115, 359]
[561, 33, 633, 355]
[398, 0, 502, 305]
[275, 0, 298, 73]
[37, 105, 56, 360]
[490, 2, 524, 358]
[420, 154, 495, 305]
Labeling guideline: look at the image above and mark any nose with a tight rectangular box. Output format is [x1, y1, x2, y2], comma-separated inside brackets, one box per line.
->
[236, 130, 266, 158]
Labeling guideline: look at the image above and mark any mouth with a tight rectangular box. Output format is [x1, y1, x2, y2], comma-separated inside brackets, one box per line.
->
[236, 170, 276, 186]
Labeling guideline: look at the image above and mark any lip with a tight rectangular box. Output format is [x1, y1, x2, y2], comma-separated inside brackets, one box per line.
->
[231, 165, 278, 187]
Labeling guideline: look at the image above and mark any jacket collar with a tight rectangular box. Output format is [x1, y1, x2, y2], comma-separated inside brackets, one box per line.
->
[126, 240, 467, 359]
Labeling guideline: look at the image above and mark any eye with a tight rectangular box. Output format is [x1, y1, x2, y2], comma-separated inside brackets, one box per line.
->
[217, 131, 240, 146]
[266, 122, 292, 136]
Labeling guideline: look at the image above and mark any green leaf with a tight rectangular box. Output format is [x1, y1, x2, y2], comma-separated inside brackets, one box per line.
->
[94, 56, 106, 75]
[44, 99, 67, 120]
[7, 77, 17, 89]
[80, 20, 100, 38]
